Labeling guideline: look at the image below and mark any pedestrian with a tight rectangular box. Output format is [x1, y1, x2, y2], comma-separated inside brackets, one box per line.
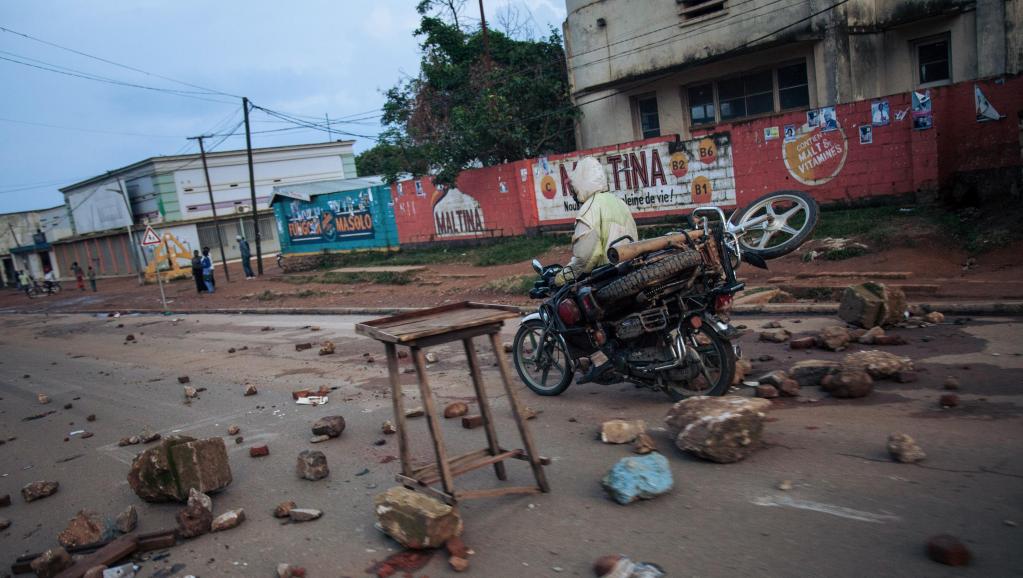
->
[191, 250, 205, 293]
[87, 265, 97, 292]
[237, 235, 254, 279]
[18, 270, 31, 296]
[201, 247, 215, 294]
[71, 261, 85, 291]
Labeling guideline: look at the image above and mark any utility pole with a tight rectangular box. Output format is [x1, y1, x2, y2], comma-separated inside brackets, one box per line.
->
[325, 113, 333, 142]
[189, 135, 231, 282]
[242, 97, 263, 275]
[478, 0, 491, 69]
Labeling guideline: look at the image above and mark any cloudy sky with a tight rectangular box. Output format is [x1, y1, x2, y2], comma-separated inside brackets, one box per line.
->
[0, 0, 565, 213]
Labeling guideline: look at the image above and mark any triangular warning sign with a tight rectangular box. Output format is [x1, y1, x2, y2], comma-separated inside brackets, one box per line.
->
[141, 226, 161, 246]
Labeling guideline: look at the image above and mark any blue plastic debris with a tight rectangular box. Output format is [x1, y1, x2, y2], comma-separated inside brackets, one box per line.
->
[601, 452, 673, 505]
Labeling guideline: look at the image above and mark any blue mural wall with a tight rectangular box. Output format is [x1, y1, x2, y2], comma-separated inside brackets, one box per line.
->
[273, 183, 398, 255]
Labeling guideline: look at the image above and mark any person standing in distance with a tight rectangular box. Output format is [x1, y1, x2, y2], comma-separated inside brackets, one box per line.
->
[237, 235, 255, 279]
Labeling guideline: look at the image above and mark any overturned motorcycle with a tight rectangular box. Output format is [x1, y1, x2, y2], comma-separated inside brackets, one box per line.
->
[512, 191, 819, 401]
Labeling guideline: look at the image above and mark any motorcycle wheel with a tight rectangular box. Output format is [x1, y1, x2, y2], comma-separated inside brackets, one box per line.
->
[595, 249, 702, 304]
[730, 190, 819, 259]
[665, 325, 736, 402]
[513, 319, 573, 396]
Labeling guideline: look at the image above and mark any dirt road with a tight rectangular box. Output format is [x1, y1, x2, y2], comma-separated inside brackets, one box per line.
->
[1, 312, 1021, 576]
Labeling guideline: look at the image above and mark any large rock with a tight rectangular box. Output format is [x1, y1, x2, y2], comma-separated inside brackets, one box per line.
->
[816, 326, 851, 351]
[296, 450, 329, 481]
[600, 419, 646, 444]
[30, 547, 72, 578]
[838, 283, 907, 328]
[758, 329, 791, 343]
[311, 416, 346, 438]
[887, 433, 926, 463]
[788, 360, 841, 387]
[374, 486, 463, 549]
[664, 396, 772, 463]
[821, 369, 873, 398]
[57, 510, 115, 549]
[21, 480, 59, 502]
[127, 436, 232, 502]
[601, 453, 673, 505]
[176, 501, 213, 538]
[842, 350, 913, 380]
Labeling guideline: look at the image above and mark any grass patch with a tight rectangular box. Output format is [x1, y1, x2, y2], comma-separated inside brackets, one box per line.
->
[472, 236, 567, 266]
[319, 271, 416, 285]
[823, 246, 869, 261]
[483, 274, 536, 295]
[255, 289, 279, 301]
[309, 235, 570, 269]
[294, 289, 323, 298]
[815, 205, 909, 239]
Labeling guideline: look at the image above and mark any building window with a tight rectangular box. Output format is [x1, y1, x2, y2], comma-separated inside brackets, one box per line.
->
[637, 95, 661, 139]
[915, 35, 950, 86]
[686, 59, 811, 126]
[678, 0, 726, 22]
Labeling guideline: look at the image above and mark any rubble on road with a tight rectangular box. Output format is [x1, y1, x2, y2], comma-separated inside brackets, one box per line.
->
[462, 415, 483, 429]
[755, 385, 779, 399]
[425, 351, 439, 363]
[816, 325, 851, 351]
[37, 392, 51, 404]
[405, 407, 425, 418]
[731, 358, 753, 386]
[924, 311, 945, 324]
[273, 501, 296, 518]
[600, 419, 646, 444]
[309, 434, 330, 443]
[116, 505, 138, 533]
[318, 340, 335, 355]
[277, 563, 308, 577]
[177, 376, 190, 384]
[296, 450, 329, 480]
[757, 370, 788, 387]
[227, 424, 240, 435]
[940, 394, 960, 408]
[927, 534, 971, 566]
[250, 445, 269, 457]
[30, 546, 72, 577]
[58, 509, 115, 549]
[118, 436, 141, 447]
[443, 402, 469, 418]
[288, 508, 322, 522]
[664, 396, 771, 463]
[601, 453, 673, 505]
[858, 326, 885, 344]
[0, 493, 10, 507]
[842, 350, 913, 379]
[594, 554, 665, 578]
[211, 508, 245, 532]
[183, 386, 198, 399]
[944, 376, 960, 390]
[176, 501, 213, 539]
[382, 420, 397, 434]
[821, 369, 874, 398]
[22, 480, 59, 502]
[243, 383, 258, 396]
[887, 433, 926, 463]
[311, 415, 346, 438]
[295, 343, 312, 351]
[838, 282, 907, 328]
[0, 517, 9, 530]
[777, 379, 800, 397]
[503, 341, 513, 353]
[788, 360, 841, 387]
[127, 436, 232, 502]
[366, 550, 434, 578]
[632, 432, 656, 455]
[374, 486, 463, 549]
[789, 336, 816, 350]
[759, 328, 791, 343]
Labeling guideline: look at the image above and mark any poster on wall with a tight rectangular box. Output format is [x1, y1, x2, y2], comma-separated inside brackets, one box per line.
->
[782, 122, 848, 186]
[531, 133, 736, 223]
[820, 107, 838, 132]
[871, 100, 890, 126]
[912, 90, 933, 130]
[859, 125, 873, 144]
[764, 127, 780, 141]
[281, 189, 374, 244]
[974, 85, 1002, 122]
[806, 109, 821, 128]
[433, 188, 486, 237]
[783, 124, 796, 143]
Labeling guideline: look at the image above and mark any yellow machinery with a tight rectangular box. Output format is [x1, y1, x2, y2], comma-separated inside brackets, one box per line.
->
[144, 233, 193, 283]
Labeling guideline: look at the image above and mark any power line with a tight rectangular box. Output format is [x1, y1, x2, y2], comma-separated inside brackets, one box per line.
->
[0, 116, 188, 138]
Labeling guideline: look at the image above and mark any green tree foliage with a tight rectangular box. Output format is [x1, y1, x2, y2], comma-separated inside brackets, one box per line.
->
[362, 0, 577, 185]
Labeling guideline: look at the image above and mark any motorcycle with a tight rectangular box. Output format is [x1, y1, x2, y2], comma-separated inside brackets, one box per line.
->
[512, 190, 819, 401]
[27, 279, 62, 298]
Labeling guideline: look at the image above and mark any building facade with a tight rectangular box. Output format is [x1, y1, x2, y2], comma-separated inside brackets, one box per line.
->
[0, 206, 74, 286]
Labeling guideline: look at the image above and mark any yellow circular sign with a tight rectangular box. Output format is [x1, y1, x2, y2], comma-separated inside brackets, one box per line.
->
[697, 138, 717, 164]
[691, 175, 712, 204]
[782, 126, 848, 185]
[539, 175, 558, 200]
[669, 152, 689, 178]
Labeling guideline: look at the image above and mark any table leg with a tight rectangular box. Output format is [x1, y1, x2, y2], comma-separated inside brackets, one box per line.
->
[385, 343, 412, 478]
[462, 337, 507, 481]
[488, 332, 550, 493]
[412, 347, 456, 498]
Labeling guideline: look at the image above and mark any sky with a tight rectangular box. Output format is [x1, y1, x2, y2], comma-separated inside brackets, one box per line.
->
[0, 0, 566, 213]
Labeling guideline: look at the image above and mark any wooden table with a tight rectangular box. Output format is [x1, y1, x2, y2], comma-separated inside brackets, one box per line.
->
[356, 302, 550, 504]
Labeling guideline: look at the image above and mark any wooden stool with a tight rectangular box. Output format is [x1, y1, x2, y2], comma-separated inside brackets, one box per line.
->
[356, 302, 550, 504]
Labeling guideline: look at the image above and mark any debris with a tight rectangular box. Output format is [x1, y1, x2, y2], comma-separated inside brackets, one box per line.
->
[522, 406, 539, 420]
[310, 326, 321, 331]
[821, 369, 874, 398]
[789, 336, 816, 350]
[382, 420, 397, 435]
[235, 436, 244, 444]
[292, 386, 331, 400]
[296, 450, 330, 481]
[939, 394, 959, 408]
[896, 371, 919, 383]
[503, 341, 513, 353]
[731, 358, 753, 385]
[177, 376, 190, 384]
[59, 509, 115, 549]
[188, 487, 213, 512]
[449, 555, 470, 572]
[374, 486, 463, 549]
[758, 329, 791, 343]
[601, 453, 673, 505]
[926, 534, 971, 566]
[817, 325, 851, 351]
[295, 343, 313, 351]
[30, 547, 72, 578]
[125, 334, 135, 342]
[277, 563, 308, 578]
[858, 326, 885, 345]
[288, 508, 322, 522]
[600, 419, 646, 444]
[838, 283, 907, 327]
[405, 407, 425, 418]
[757, 354, 775, 362]
[64, 402, 74, 410]
[755, 385, 779, 399]
[763, 320, 783, 329]
[461, 415, 484, 429]
[261, 326, 273, 331]
[227, 424, 240, 436]
[0, 494, 10, 507]
[366, 550, 434, 578]
[250, 445, 270, 458]
[397, 349, 409, 359]
[211, 508, 245, 532]
[923, 311, 945, 324]
[425, 351, 439, 364]
[0, 518, 9, 530]
[295, 396, 327, 405]
[37, 393, 51, 404]
[243, 383, 258, 396]
[128, 436, 232, 502]
[778, 480, 793, 491]
[21, 480, 59, 502]
[319, 340, 335, 355]
[175, 501, 212, 539]
[593, 555, 665, 578]
[118, 436, 140, 447]
[139, 429, 161, 444]
[632, 432, 656, 455]
[887, 433, 926, 463]
[443, 402, 469, 419]
[311, 415, 346, 438]
[87, 414, 97, 422]
[309, 435, 331, 443]
[446, 536, 469, 559]
[842, 350, 913, 379]
[116, 505, 138, 533]
[943, 376, 960, 390]
[402, 367, 416, 374]
[183, 386, 198, 399]
[273, 501, 296, 518]
[664, 396, 771, 463]
[228, 348, 236, 354]
[757, 370, 789, 387]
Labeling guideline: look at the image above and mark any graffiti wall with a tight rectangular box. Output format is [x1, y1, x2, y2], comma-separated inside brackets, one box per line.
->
[273, 183, 397, 255]
[531, 133, 736, 225]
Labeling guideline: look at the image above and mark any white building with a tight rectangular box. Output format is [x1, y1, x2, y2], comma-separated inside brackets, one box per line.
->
[0, 205, 74, 286]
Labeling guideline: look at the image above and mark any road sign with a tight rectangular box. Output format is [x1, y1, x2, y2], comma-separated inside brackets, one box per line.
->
[141, 226, 161, 246]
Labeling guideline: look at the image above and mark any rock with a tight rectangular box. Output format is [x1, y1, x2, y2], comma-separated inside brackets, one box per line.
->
[273, 501, 296, 518]
[277, 563, 305, 578]
[839, 283, 907, 327]
[502, 341, 513, 353]
[21, 480, 59, 502]
[139, 428, 161, 444]
[374, 486, 463, 549]
[759, 329, 791, 343]
[405, 407, 425, 418]
[177, 376, 190, 384]
[887, 433, 926, 463]
[873, 335, 907, 345]
[125, 334, 135, 341]
[817, 325, 851, 351]
[943, 376, 960, 390]
[449, 556, 470, 572]
[235, 436, 244, 444]
[757, 370, 788, 387]
[319, 340, 335, 355]
[821, 369, 873, 398]
[243, 383, 258, 396]
[443, 402, 469, 419]
[295, 343, 312, 351]
[382, 420, 397, 435]
[632, 432, 656, 455]
[176, 501, 213, 539]
[118, 436, 140, 446]
[309, 434, 331, 443]
[0, 517, 8, 530]
[735, 288, 794, 305]
[183, 386, 198, 399]
[664, 396, 772, 463]
[594, 555, 623, 576]
[778, 480, 793, 491]
[425, 351, 439, 363]
[923, 311, 945, 324]
[311, 415, 346, 438]
[63, 402, 73, 410]
[37, 393, 51, 404]
[763, 320, 783, 329]
[127, 436, 232, 502]
[250, 445, 269, 457]
[288, 508, 323, 522]
[600, 419, 646, 444]
[461, 415, 484, 429]
[87, 414, 96, 421]
[593, 555, 665, 577]
[0, 494, 9, 507]
[731, 358, 753, 386]
[227, 424, 240, 436]
[789, 336, 816, 350]
[939, 394, 959, 408]
[83, 566, 107, 578]
[188, 487, 213, 512]
[858, 326, 885, 344]
[842, 350, 913, 379]
[228, 348, 236, 353]
[211, 508, 245, 532]
[755, 385, 779, 399]
[296, 450, 329, 481]
[896, 371, 919, 383]
[58, 509, 114, 549]
[601, 453, 673, 505]
[757, 354, 775, 362]
[30, 547, 72, 578]
[115, 505, 138, 533]
[926, 534, 971, 566]
[778, 379, 800, 397]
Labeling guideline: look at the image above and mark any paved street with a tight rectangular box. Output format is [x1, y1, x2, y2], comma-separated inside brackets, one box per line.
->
[1, 312, 1021, 577]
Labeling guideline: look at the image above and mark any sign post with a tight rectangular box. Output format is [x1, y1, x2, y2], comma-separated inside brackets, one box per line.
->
[140, 225, 167, 311]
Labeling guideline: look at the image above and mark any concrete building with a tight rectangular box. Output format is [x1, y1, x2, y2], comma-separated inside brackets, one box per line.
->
[0, 206, 74, 286]
[55, 141, 357, 277]
[564, 0, 1022, 148]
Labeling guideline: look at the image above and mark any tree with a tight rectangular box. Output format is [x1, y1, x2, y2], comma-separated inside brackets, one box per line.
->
[363, 0, 577, 185]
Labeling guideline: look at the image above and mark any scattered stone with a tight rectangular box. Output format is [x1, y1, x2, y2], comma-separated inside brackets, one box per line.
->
[115, 505, 138, 533]
[593, 555, 665, 577]
[789, 336, 816, 350]
[0, 517, 8, 530]
[58, 509, 113, 549]
[374, 486, 462, 549]
[405, 407, 425, 418]
[873, 335, 907, 345]
[632, 432, 656, 455]
[177, 376, 190, 384]
[397, 349, 409, 359]
[366, 356, 375, 363]
[402, 367, 416, 374]
[311, 415, 346, 438]
[943, 376, 960, 390]
[425, 351, 439, 364]
[757, 354, 775, 362]
[503, 341, 513, 353]
[83, 566, 107, 578]
[838, 283, 907, 327]
[261, 326, 273, 331]
[296, 450, 329, 481]
[188, 487, 213, 512]
[176, 501, 213, 539]
[821, 369, 873, 398]
[318, 340, 335, 355]
[757, 370, 788, 387]
[139, 428, 161, 444]
[63, 402, 73, 410]
[250, 445, 270, 458]
[926, 534, 971, 566]
[228, 348, 236, 353]
[817, 325, 851, 351]
[759, 329, 791, 343]
[382, 420, 397, 435]
[939, 394, 959, 408]
[755, 385, 779, 399]
[288, 508, 323, 522]
[461, 415, 484, 429]
[664, 396, 772, 463]
[0, 494, 9, 507]
[227, 425, 240, 436]
[125, 334, 135, 342]
[887, 433, 926, 463]
[763, 320, 783, 329]
[211, 508, 246, 532]
[235, 436, 244, 444]
[118, 436, 140, 447]
[778, 480, 793, 491]
[896, 371, 919, 383]
[128, 436, 232, 502]
[923, 311, 945, 324]
[449, 556, 470, 572]
[309, 434, 331, 443]
[21, 480, 59, 502]
[600, 419, 646, 444]
[310, 326, 321, 331]
[601, 453, 673, 505]
[277, 563, 308, 578]
[30, 547, 72, 578]
[87, 414, 96, 422]
[183, 386, 198, 399]
[858, 326, 885, 345]
[243, 383, 258, 396]
[842, 350, 913, 380]
[37, 393, 51, 404]
[731, 358, 753, 386]
[777, 379, 800, 397]
[443, 402, 469, 419]
[594, 555, 622, 577]
[295, 343, 313, 351]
